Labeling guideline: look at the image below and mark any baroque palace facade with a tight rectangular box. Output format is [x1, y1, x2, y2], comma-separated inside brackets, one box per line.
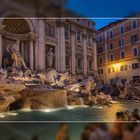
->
[0, 0, 97, 82]
[97, 18, 140, 84]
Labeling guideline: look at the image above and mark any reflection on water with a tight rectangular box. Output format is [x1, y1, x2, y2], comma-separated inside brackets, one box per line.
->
[0, 101, 140, 121]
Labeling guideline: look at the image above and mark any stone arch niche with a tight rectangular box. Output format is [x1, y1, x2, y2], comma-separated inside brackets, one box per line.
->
[1, 18, 35, 70]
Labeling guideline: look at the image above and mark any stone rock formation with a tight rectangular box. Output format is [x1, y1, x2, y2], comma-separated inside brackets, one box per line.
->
[0, 83, 26, 112]
[0, 69, 7, 83]
[21, 87, 68, 109]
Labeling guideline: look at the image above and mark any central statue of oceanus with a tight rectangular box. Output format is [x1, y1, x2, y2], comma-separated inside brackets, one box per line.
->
[7, 43, 27, 70]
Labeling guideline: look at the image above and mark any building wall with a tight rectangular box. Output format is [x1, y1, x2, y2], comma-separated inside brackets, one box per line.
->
[97, 18, 140, 83]
[0, 18, 97, 83]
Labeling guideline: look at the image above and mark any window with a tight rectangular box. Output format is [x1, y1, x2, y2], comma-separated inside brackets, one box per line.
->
[100, 69, 103, 74]
[88, 21, 91, 26]
[132, 48, 138, 56]
[108, 67, 115, 73]
[98, 35, 102, 42]
[99, 57, 103, 64]
[109, 31, 113, 39]
[133, 76, 140, 83]
[77, 31, 81, 42]
[110, 54, 114, 61]
[119, 38, 125, 47]
[89, 60, 92, 70]
[120, 65, 123, 71]
[111, 67, 115, 73]
[131, 34, 139, 43]
[65, 26, 69, 39]
[132, 63, 139, 69]
[108, 68, 111, 73]
[131, 20, 137, 29]
[110, 43, 113, 50]
[98, 69, 103, 74]
[120, 25, 125, 34]
[120, 65, 128, 71]
[98, 47, 104, 53]
[77, 58, 82, 69]
[120, 51, 125, 59]
[66, 56, 69, 66]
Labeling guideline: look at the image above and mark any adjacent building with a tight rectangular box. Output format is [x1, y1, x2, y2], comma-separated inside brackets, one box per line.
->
[97, 18, 140, 84]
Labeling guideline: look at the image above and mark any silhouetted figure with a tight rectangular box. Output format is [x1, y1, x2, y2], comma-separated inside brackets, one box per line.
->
[132, 108, 140, 121]
[56, 123, 69, 140]
[115, 112, 121, 121]
[31, 135, 38, 140]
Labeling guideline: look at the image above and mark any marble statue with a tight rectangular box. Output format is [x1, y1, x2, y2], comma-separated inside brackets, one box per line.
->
[46, 48, 55, 68]
[65, 76, 96, 94]
[7, 43, 27, 70]
[56, 72, 69, 87]
[85, 77, 96, 95]
[0, 69, 7, 82]
[45, 69, 69, 87]
[46, 69, 58, 84]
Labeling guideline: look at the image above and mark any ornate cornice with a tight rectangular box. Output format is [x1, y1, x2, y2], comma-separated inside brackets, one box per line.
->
[2, 30, 37, 41]
[45, 36, 57, 45]
[56, 19, 66, 27]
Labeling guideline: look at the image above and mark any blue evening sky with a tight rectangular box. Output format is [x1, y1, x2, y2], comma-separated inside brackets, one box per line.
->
[66, 0, 140, 29]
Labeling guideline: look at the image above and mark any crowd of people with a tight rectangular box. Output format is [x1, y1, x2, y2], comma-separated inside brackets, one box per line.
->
[81, 123, 140, 140]
[8, 122, 140, 140]
[115, 108, 140, 121]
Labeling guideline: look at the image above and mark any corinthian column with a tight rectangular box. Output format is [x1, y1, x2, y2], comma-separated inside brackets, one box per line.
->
[38, 19, 46, 71]
[29, 32, 37, 70]
[30, 40, 34, 70]
[16, 40, 20, 51]
[0, 25, 4, 68]
[57, 20, 66, 72]
[93, 41, 97, 71]
[83, 33, 88, 76]
[71, 25, 76, 75]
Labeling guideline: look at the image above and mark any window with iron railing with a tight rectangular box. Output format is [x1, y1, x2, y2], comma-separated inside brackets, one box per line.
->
[131, 34, 139, 44]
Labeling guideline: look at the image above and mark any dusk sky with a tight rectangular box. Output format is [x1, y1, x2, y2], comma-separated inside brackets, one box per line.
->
[66, 0, 140, 29]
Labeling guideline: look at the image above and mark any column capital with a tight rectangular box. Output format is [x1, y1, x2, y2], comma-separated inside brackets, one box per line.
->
[0, 25, 5, 34]
[56, 19, 66, 27]
[28, 32, 38, 41]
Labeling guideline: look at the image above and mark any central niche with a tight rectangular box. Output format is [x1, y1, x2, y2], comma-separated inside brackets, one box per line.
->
[45, 44, 56, 69]
[2, 18, 31, 68]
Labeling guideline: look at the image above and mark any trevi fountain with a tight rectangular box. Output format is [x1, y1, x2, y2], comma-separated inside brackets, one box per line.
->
[0, 43, 140, 121]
